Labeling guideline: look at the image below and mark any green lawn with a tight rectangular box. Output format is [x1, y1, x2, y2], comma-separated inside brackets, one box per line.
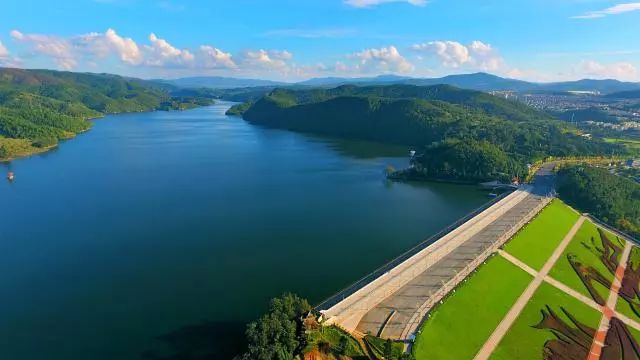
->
[503, 199, 580, 271]
[605, 137, 640, 150]
[628, 321, 640, 343]
[548, 220, 622, 303]
[490, 282, 601, 360]
[412, 255, 532, 360]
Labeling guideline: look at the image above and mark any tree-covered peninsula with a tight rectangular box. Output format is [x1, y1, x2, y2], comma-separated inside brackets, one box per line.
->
[0, 68, 214, 160]
[228, 84, 622, 182]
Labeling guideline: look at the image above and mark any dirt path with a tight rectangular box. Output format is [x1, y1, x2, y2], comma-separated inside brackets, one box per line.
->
[472, 216, 586, 360]
[587, 240, 633, 360]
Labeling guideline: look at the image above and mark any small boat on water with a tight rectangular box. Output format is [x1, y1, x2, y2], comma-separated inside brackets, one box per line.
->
[488, 192, 498, 198]
[7, 171, 14, 181]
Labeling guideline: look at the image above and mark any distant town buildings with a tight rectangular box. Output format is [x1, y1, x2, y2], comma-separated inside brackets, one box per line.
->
[626, 159, 640, 168]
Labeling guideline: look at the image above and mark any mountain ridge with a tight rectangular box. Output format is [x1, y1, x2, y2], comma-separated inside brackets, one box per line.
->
[163, 72, 640, 94]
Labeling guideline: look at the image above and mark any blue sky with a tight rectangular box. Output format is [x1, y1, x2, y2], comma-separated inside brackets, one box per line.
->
[0, 0, 639, 82]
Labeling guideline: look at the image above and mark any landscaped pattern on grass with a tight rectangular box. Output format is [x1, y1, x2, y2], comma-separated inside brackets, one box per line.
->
[617, 246, 640, 322]
[503, 199, 580, 271]
[549, 220, 624, 304]
[412, 255, 531, 360]
[489, 282, 601, 360]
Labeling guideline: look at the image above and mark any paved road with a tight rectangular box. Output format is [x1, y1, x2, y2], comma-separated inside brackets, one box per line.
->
[355, 191, 549, 338]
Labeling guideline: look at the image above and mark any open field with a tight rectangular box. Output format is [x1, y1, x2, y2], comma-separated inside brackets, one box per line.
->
[412, 255, 531, 360]
[503, 199, 579, 270]
[548, 220, 622, 303]
[605, 137, 640, 151]
[489, 282, 601, 360]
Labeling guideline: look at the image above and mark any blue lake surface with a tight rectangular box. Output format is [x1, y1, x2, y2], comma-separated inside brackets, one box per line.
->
[0, 103, 486, 359]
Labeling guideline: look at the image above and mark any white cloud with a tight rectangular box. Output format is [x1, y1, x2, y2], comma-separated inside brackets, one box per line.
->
[575, 60, 639, 80]
[240, 49, 293, 70]
[198, 45, 236, 69]
[411, 41, 470, 68]
[572, 2, 640, 19]
[144, 33, 194, 67]
[0, 41, 8, 58]
[11, 30, 77, 70]
[411, 40, 505, 71]
[75, 28, 143, 65]
[344, 0, 427, 8]
[349, 46, 414, 73]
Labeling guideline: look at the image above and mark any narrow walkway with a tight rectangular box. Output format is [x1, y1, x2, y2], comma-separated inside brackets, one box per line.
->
[587, 240, 633, 360]
[500, 244, 640, 332]
[473, 216, 586, 360]
[499, 249, 601, 312]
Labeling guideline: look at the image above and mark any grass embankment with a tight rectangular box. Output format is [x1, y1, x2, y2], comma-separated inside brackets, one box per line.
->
[364, 336, 404, 359]
[412, 255, 531, 360]
[503, 199, 580, 271]
[489, 282, 601, 360]
[304, 325, 367, 359]
[549, 220, 622, 302]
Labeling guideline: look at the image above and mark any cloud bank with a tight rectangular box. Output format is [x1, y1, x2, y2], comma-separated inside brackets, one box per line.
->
[3, 28, 639, 82]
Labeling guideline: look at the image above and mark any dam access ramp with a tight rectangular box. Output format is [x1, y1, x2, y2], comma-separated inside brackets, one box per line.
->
[317, 185, 552, 341]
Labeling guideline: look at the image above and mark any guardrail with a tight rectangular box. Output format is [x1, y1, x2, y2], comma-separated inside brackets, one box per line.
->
[315, 189, 514, 311]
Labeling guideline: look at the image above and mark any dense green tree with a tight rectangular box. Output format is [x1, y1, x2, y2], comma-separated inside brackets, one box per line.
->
[242, 293, 311, 360]
[384, 339, 394, 359]
[32, 137, 57, 148]
[411, 139, 526, 182]
[557, 165, 640, 236]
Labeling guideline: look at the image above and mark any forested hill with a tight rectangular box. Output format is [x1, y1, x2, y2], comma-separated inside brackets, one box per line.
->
[238, 84, 550, 123]
[230, 84, 622, 182]
[0, 68, 214, 160]
[557, 166, 640, 237]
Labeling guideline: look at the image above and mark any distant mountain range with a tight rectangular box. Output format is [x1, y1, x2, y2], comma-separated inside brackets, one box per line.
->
[158, 76, 287, 89]
[162, 72, 640, 95]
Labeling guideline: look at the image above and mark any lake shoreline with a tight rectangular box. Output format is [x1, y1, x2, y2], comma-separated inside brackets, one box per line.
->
[0, 104, 213, 163]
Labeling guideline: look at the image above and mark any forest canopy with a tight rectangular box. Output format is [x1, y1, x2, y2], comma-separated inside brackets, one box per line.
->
[556, 165, 640, 237]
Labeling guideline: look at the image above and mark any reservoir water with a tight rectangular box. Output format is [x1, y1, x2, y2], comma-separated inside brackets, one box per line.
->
[0, 103, 486, 359]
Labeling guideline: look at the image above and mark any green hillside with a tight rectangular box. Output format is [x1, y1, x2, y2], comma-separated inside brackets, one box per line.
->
[0, 68, 214, 160]
[557, 165, 640, 237]
[230, 85, 621, 182]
